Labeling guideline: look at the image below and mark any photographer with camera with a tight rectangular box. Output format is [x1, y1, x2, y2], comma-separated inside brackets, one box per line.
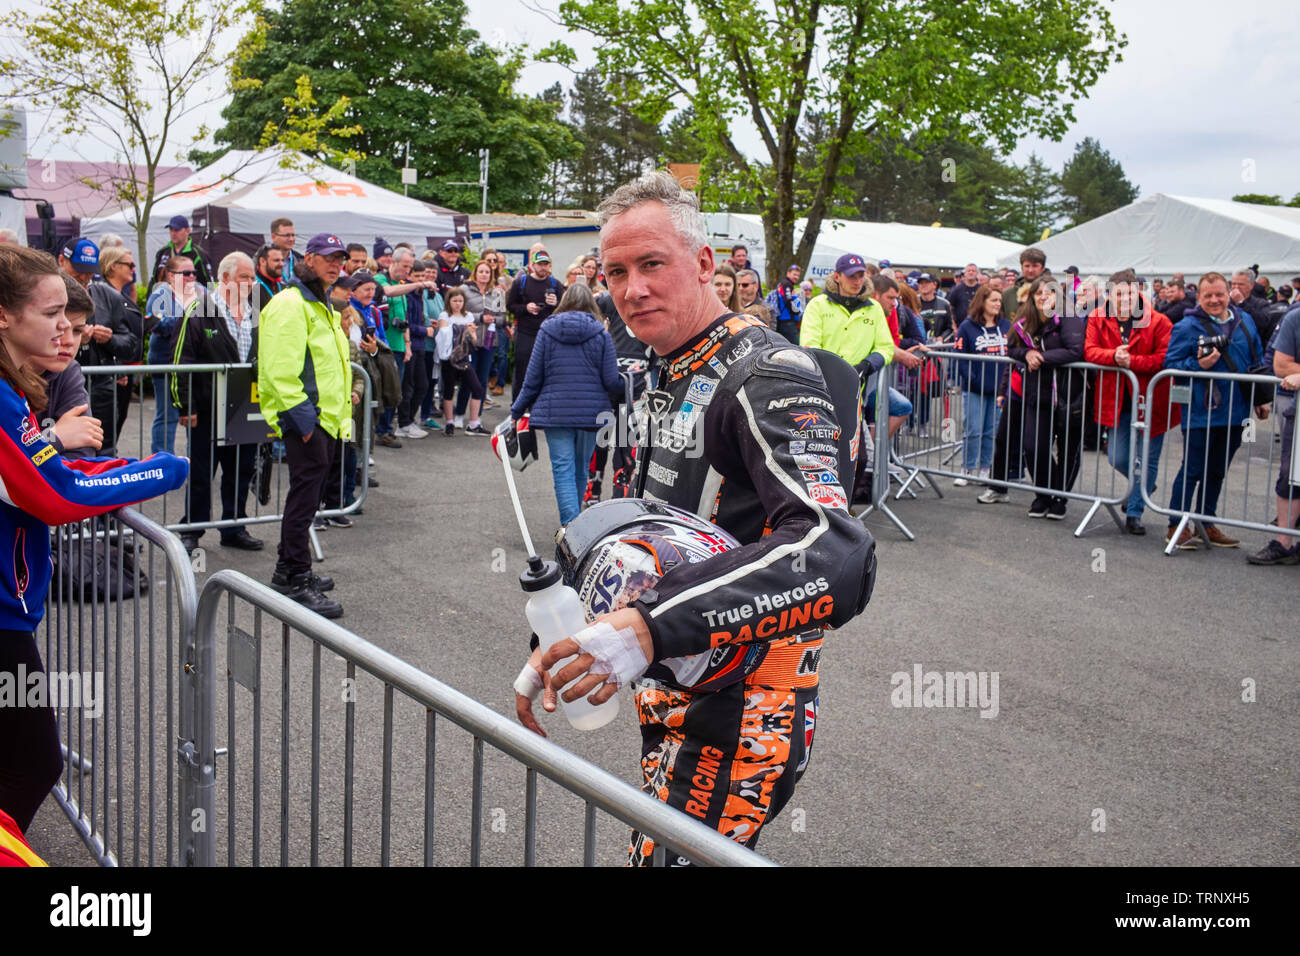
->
[1163, 272, 1271, 549]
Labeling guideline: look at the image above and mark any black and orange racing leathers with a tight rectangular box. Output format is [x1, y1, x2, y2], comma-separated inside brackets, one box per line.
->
[625, 312, 876, 865]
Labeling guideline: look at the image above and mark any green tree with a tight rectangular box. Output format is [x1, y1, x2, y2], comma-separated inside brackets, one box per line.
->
[560, 70, 665, 209]
[1231, 193, 1283, 205]
[210, 0, 577, 213]
[544, 0, 1124, 287]
[0, 0, 262, 277]
[1059, 137, 1138, 226]
[1000, 153, 1067, 246]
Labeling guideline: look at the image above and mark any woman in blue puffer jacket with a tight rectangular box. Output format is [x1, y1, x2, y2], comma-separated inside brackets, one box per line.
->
[510, 286, 621, 525]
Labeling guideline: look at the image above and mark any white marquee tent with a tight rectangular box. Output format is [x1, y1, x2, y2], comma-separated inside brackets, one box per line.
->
[705, 212, 1024, 279]
[995, 194, 1300, 278]
[81, 148, 469, 264]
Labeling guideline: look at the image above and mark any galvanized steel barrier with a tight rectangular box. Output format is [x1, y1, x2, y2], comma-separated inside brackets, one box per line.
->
[872, 352, 1141, 538]
[1140, 368, 1295, 555]
[80, 363, 371, 559]
[42, 506, 201, 866]
[196, 570, 770, 867]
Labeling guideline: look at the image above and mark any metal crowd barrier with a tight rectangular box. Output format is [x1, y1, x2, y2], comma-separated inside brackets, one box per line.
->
[1140, 368, 1295, 555]
[80, 363, 371, 560]
[879, 352, 1141, 537]
[196, 570, 770, 867]
[42, 506, 200, 866]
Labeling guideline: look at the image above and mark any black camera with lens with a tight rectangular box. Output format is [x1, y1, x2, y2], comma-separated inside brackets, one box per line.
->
[1197, 333, 1230, 357]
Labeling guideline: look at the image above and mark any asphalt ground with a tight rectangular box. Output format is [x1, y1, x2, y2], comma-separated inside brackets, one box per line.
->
[24, 392, 1299, 867]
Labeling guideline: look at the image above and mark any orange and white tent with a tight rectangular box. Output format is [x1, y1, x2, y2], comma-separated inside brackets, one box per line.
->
[82, 148, 469, 263]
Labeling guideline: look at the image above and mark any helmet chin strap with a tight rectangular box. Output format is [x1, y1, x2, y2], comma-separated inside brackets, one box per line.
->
[500, 439, 537, 560]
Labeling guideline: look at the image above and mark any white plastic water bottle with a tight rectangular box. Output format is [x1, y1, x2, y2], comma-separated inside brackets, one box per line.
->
[521, 556, 620, 731]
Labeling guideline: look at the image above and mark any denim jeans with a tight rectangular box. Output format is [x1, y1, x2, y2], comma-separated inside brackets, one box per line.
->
[1107, 404, 1165, 518]
[961, 390, 998, 472]
[544, 427, 599, 526]
[151, 374, 179, 455]
[1167, 426, 1242, 526]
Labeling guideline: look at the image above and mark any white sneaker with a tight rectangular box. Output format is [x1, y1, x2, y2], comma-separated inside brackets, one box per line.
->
[392, 424, 409, 438]
[977, 488, 1008, 504]
[953, 475, 970, 486]
[368, 456, 375, 467]
[404, 424, 428, 439]
[977, 468, 990, 480]
[454, 416, 464, 429]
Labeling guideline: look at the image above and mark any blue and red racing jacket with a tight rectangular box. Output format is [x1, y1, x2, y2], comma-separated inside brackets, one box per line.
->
[0, 380, 189, 631]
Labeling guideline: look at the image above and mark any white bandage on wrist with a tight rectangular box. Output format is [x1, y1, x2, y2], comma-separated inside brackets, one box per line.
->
[572, 621, 649, 689]
[513, 662, 545, 701]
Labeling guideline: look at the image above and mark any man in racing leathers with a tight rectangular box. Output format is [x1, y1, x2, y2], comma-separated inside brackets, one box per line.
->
[515, 171, 877, 863]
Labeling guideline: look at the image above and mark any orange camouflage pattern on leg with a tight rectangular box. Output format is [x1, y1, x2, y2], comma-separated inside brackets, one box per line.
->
[716, 686, 796, 846]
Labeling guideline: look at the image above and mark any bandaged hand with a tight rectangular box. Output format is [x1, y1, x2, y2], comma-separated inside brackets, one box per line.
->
[571, 620, 650, 690]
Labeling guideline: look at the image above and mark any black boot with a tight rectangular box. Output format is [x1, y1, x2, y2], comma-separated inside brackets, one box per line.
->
[271, 571, 342, 618]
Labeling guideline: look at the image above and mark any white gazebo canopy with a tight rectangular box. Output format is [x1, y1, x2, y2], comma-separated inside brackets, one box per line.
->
[81, 147, 468, 257]
[995, 194, 1300, 277]
[705, 212, 1024, 279]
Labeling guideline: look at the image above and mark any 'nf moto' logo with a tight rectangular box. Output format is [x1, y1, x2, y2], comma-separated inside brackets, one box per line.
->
[49, 886, 151, 936]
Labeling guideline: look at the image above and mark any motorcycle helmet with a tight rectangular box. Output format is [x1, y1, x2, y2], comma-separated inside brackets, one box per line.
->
[556, 498, 767, 690]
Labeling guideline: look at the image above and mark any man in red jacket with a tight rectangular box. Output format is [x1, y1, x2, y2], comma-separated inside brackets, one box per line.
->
[1084, 269, 1179, 535]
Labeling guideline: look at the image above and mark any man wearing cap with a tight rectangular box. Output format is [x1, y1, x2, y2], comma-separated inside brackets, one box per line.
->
[916, 272, 955, 341]
[505, 249, 566, 400]
[765, 263, 805, 343]
[433, 239, 470, 296]
[257, 233, 353, 618]
[152, 215, 211, 288]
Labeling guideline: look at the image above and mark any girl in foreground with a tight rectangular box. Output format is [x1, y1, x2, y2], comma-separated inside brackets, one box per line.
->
[0, 246, 188, 834]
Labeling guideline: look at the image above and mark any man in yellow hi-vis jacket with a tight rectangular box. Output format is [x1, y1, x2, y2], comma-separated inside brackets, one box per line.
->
[258, 233, 352, 618]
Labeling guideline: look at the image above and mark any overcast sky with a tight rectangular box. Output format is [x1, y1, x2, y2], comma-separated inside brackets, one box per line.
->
[470, 0, 1300, 203]
[6, 0, 1298, 204]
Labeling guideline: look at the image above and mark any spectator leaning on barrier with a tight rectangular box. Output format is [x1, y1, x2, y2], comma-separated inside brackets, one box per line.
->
[954, 284, 1011, 485]
[96, 245, 145, 442]
[0, 246, 187, 836]
[151, 215, 211, 288]
[1162, 271, 1271, 550]
[1084, 269, 1179, 535]
[1007, 274, 1085, 521]
[258, 234, 352, 618]
[36, 276, 104, 458]
[171, 252, 263, 554]
[375, 248, 423, 443]
[509, 284, 621, 527]
[145, 255, 198, 455]
[67, 239, 137, 453]
[869, 273, 920, 438]
[1247, 305, 1300, 564]
[800, 254, 894, 501]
